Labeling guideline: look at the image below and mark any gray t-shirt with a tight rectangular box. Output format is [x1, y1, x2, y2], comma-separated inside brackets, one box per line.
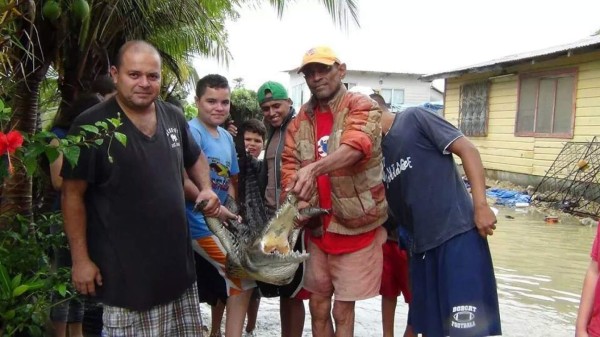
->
[382, 107, 474, 254]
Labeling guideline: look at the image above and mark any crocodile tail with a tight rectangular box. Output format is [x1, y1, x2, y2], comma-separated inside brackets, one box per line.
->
[238, 150, 269, 232]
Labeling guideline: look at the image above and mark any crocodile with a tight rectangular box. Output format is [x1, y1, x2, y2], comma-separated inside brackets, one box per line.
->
[195, 151, 327, 286]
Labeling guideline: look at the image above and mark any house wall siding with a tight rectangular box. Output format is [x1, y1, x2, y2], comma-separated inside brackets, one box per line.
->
[444, 51, 600, 178]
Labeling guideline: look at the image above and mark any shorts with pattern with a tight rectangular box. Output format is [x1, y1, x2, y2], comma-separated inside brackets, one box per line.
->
[192, 236, 256, 296]
[304, 226, 386, 301]
[102, 285, 203, 337]
[194, 250, 227, 306]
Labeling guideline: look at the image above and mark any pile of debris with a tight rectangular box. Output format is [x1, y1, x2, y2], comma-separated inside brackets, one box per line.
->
[532, 136, 600, 221]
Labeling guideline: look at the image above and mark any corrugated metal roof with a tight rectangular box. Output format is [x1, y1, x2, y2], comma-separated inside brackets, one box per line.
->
[421, 35, 600, 81]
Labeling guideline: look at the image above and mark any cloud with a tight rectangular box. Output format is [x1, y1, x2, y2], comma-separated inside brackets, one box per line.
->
[192, 0, 600, 93]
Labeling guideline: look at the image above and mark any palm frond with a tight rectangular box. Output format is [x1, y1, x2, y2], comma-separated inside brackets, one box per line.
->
[266, 0, 359, 29]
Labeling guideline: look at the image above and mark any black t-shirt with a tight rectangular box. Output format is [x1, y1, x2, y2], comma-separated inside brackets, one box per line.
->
[61, 98, 201, 310]
[382, 107, 474, 254]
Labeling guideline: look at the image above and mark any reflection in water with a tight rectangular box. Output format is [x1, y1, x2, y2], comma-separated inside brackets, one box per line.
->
[490, 206, 595, 336]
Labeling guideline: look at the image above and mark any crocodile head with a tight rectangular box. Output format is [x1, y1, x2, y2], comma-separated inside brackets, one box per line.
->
[197, 152, 327, 286]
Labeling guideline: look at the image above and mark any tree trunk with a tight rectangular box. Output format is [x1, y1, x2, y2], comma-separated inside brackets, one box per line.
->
[0, 0, 57, 228]
[0, 62, 50, 227]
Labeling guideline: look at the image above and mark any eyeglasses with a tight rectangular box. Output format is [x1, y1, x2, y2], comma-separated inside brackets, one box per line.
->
[301, 64, 334, 79]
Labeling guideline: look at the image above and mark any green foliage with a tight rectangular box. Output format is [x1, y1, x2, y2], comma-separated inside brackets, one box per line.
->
[0, 98, 10, 126]
[19, 117, 125, 175]
[0, 98, 126, 191]
[183, 102, 198, 121]
[0, 100, 127, 337]
[39, 71, 61, 130]
[0, 213, 73, 336]
[231, 88, 262, 122]
[161, 61, 199, 103]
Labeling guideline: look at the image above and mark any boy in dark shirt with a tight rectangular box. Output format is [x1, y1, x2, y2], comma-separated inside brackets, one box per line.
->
[372, 93, 502, 337]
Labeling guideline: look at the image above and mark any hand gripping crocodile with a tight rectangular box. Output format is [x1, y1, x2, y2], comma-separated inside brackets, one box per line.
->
[195, 151, 328, 286]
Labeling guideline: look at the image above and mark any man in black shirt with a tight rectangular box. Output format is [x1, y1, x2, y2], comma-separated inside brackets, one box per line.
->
[61, 40, 220, 335]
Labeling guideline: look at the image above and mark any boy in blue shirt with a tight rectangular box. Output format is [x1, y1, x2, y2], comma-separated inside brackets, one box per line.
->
[184, 74, 256, 337]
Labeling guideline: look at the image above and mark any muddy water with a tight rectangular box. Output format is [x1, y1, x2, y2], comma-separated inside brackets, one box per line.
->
[490, 206, 593, 336]
[200, 205, 595, 336]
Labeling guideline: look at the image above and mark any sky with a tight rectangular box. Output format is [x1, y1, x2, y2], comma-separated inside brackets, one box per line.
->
[191, 0, 600, 98]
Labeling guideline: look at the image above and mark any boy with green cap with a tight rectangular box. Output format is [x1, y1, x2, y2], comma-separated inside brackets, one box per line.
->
[254, 81, 309, 337]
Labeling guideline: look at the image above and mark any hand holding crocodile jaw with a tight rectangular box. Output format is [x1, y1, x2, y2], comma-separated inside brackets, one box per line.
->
[293, 200, 311, 228]
[197, 192, 328, 285]
[194, 202, 240, 224]
[195, 147, 329, 285]
[286, 163, 318, 201]
[219, 205, 242, 224]
[262, 197, 320, 254]
[195, 188, 220, 217]
[292, 200, 330, 229]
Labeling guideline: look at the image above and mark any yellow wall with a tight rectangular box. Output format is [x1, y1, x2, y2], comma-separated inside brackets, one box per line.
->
[444, 51, 600, 178]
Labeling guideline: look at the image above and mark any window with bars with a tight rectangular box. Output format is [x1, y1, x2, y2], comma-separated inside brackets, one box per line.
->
[380, 88, 405, 112]
[291, 84, 304, 109]
[459, 81, 489, 136]
[515, 69, 576, 138]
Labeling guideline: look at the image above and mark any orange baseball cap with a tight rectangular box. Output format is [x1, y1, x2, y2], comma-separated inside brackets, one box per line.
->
[298, 46, 341, 73]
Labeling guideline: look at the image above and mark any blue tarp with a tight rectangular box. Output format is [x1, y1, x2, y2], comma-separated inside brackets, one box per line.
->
[396, 101, 444, 115]
[486, 188, 531, 206]
[421, 101, 444, 112]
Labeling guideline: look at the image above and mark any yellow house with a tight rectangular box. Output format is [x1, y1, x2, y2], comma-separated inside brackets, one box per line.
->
[421, 35, 600, 186]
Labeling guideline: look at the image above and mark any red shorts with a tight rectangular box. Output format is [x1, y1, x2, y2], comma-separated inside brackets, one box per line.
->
[380, 240, 412, 303]
[294, 288, 311, 300]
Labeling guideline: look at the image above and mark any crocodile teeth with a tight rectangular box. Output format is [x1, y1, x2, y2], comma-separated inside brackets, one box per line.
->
[198, 151, 326, 285]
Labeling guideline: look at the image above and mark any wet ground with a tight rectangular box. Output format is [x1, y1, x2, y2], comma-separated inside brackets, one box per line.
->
[200, 205, 594, 336]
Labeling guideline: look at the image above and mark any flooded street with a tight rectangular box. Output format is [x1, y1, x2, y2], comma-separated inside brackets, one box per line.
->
[490, 206, 593, 336]
[201, 205, 595, 336]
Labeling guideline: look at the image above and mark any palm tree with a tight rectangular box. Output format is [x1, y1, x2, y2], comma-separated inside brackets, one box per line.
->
[0, 0, 359, 223]
[0, 0, 57, 224]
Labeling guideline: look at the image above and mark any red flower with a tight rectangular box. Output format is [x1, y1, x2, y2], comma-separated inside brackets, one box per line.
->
[0, 131, 23, 155]
[0, 133, 6, 155]
[0, 130, 24, 175]
[6, 131, 23, 154]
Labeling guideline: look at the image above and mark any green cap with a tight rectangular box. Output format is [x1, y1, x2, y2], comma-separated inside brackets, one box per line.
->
[257, 81, 288, 104]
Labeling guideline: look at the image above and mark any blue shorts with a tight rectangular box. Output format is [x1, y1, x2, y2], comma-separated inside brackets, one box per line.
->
[410, 228, 502, 337]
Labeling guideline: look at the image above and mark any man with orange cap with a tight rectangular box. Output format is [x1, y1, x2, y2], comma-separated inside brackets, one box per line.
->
[280, 46, 387, 337]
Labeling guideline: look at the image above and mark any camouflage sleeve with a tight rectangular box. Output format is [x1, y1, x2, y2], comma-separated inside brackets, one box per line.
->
[339, 94, 382, 165]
